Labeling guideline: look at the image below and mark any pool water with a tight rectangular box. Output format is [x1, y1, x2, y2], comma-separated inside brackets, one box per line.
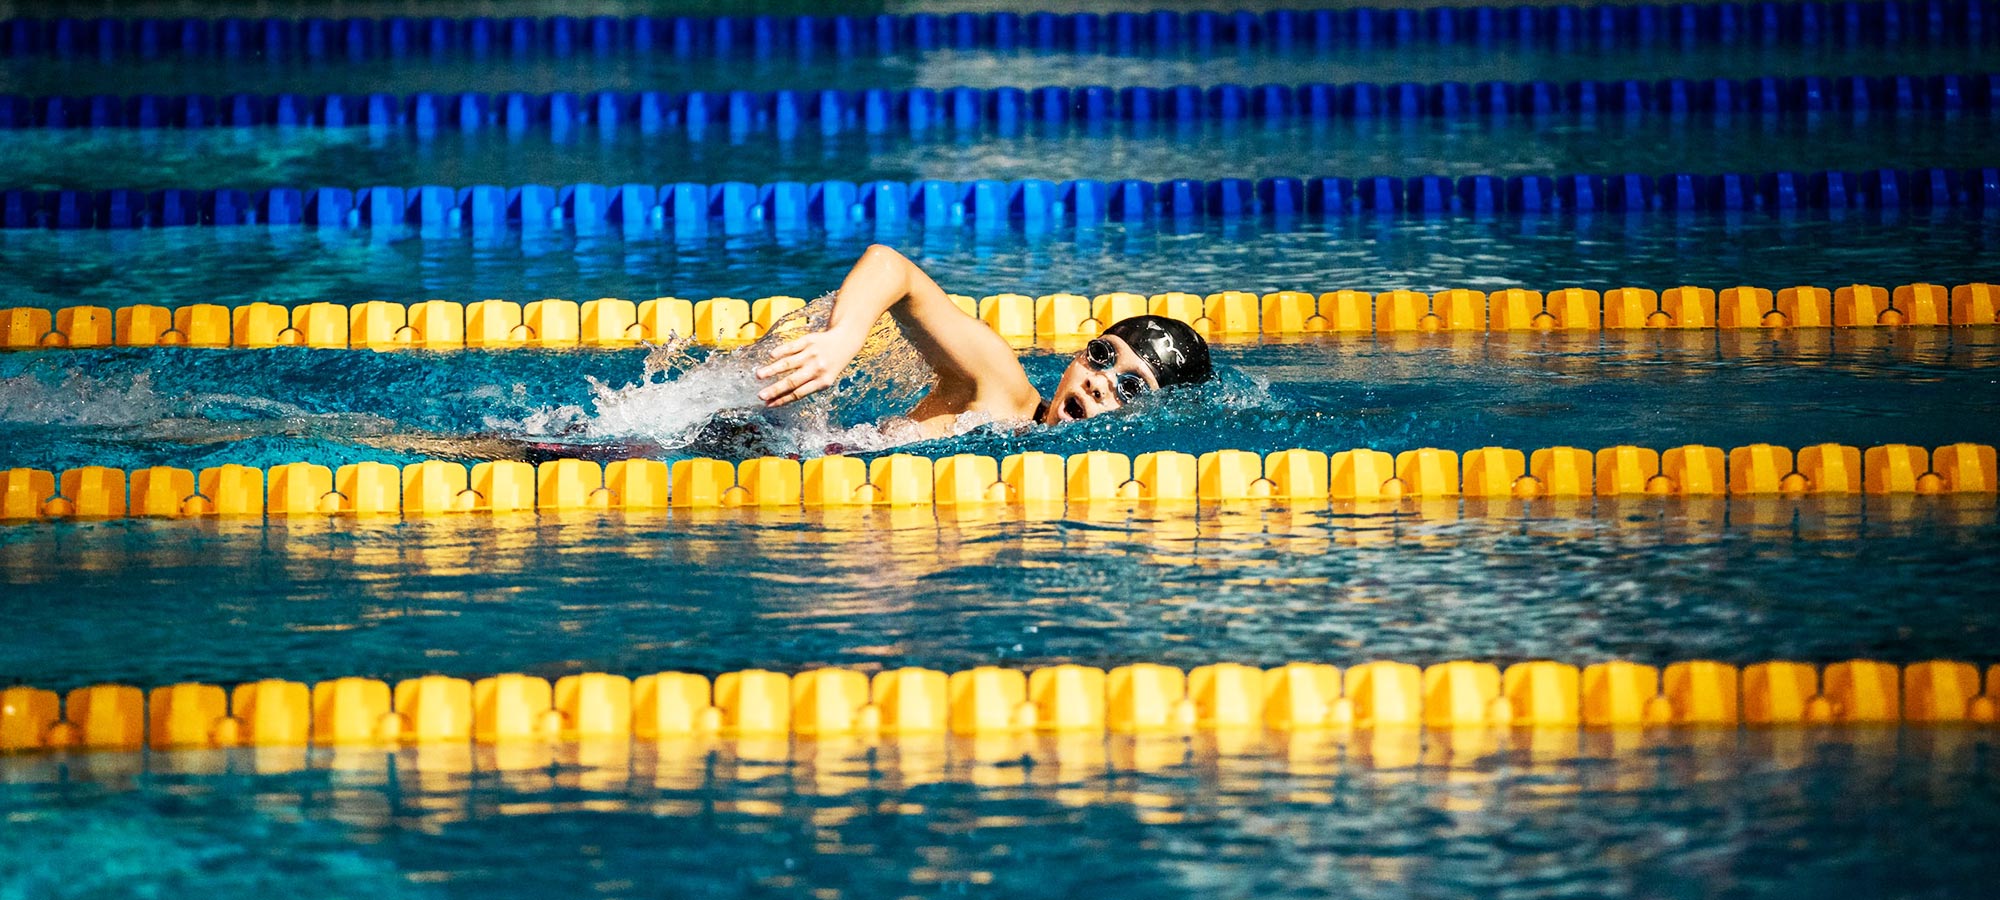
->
[1, 211, 1996, 312]
[4, 728, 1998, 900]
[7, 40, 1991, 97]
[6, 327, 2000, 469]
[9, 111, 2000, 192]
[6, 492, 2000, 688]
[4, 3, 1999, 899]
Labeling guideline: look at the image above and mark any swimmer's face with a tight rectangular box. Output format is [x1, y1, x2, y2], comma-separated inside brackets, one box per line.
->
[1042, 334, 1160, 425]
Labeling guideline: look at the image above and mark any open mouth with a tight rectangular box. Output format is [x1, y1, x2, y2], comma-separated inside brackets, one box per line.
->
[1062, 396, 1087, 421]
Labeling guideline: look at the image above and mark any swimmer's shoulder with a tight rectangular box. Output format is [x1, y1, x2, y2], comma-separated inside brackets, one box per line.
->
[913, 390, 1043, 438]
[965, 381, 1041, 424]
[977, 359, 1042, 416]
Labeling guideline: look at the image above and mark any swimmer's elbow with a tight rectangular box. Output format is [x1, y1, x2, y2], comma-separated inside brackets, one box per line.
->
[862, 243, 910, 267]
[859, 244, 920, 294]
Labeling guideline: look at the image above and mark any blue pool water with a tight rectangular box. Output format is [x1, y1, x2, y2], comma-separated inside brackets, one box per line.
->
[1, 211, 1996, 312]
[3, 729, 1998, 900]
[4, 3, 2000, 898]
[7, 112, 1999, 191]
[5, 494, 2000, 688]
[6, 328, 2000, 470]
[6, 41, 1992, 99]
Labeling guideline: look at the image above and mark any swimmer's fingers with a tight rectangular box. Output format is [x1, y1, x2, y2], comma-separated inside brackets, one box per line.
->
[753, 335, 820, 379]
[758, 362, 824, 405]
[753, 352, 805, 381]
[765, 373, 836, 409]
[764, 336, 809, 362]
[761, 356, 836, 405]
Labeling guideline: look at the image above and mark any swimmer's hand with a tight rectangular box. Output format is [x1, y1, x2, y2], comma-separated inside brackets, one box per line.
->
[755, 326, 867, 408]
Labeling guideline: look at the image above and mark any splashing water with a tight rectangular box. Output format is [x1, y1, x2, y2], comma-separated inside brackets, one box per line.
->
[495, 292, 952, 458]
[0, 369, 397, 443]
[0, 295, 964, 463]
[0, 370, 177, 428]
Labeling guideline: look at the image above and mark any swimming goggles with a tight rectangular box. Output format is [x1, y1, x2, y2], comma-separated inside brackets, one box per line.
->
[1084, 338, 1150, 403]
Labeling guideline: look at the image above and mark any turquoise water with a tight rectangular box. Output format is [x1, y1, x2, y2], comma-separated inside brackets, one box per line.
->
[0, 212, 1995, 311]
[6, 330, 2000, 470]
[2, 729, 1998, 899]
[5, 41, 1990, 97]
[5, 3, 2000, 898]
[2, 30, 1990, 195]
[8, 316, 2000, 692]
[5, 112, 1998, 191]
[4, 495, 2000, 689]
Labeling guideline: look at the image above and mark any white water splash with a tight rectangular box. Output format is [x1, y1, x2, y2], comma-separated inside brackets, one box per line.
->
[493, 292, 954, 456]
[0, 370, 398, 444]
[0, 370, 177, 427]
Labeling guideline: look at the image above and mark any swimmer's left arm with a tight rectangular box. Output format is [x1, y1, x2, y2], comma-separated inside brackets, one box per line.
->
[756, 245, 1030, 410]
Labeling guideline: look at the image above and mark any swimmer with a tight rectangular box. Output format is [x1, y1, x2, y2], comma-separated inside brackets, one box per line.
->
[200, 246, 1214, 464]
[755, 245, 1214, 437]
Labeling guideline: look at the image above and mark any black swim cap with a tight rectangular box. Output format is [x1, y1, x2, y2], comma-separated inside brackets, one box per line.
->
[1101, 315, 1213, 389]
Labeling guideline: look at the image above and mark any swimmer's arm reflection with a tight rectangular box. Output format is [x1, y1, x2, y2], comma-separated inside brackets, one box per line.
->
[754, 244, 1039, 427]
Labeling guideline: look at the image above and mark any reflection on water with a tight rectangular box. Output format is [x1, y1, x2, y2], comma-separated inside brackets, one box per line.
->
[2, 40, 1987, 98]
[0, 211, 1994, 317]
[6, 110, 1998, 193]
[2, 495, 1996, 691]
[2, 726, 1996, 899]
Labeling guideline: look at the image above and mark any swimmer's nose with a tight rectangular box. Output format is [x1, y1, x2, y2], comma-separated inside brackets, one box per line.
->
[1084, 371, 1119, 407]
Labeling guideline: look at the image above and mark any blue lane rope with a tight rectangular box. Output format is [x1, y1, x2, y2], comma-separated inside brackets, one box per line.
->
[3, 168, 1994, 233]
[1, 2, 1995, 61]
[3, 73, 1992, 133]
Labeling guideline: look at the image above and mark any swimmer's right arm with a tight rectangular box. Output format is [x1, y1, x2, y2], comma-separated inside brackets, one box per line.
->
[755, 244, 1033, 410]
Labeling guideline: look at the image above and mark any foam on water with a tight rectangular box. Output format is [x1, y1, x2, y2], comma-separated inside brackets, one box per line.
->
[492, 292, 974, 457]
[0, 370, 176, 428]
[0, 368, 404, 451]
